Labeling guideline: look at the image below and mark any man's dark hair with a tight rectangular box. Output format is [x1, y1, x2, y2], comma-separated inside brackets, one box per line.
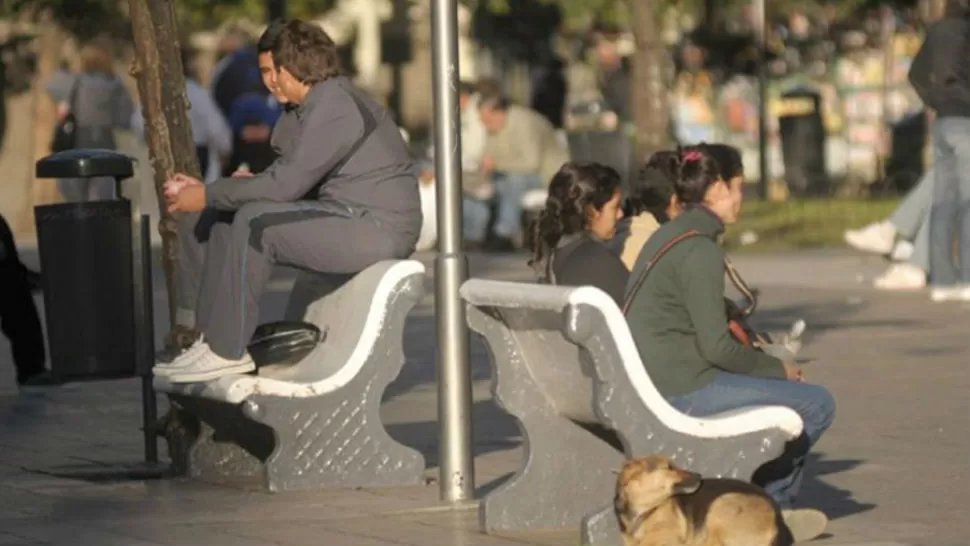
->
[458, 81, 477, 96]
[271, 19, 342, 84]
[478, 83, 510, 111]
[257, 18, 288, 54]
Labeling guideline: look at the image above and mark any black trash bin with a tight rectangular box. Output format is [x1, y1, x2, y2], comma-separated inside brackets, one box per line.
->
[777, 86, 830, 197]
[34, 149, 138, 381]
[886, 111, 928, 194]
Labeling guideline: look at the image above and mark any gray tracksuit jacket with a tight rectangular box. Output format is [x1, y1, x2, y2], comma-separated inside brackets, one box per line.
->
[205, 76, 422, 243]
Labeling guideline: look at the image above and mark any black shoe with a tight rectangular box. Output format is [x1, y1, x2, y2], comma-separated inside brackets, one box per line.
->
[18, 371, 61, 387]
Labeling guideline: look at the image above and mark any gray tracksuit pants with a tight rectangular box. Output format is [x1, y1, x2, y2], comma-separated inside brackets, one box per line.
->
[175, 199, 416, 359]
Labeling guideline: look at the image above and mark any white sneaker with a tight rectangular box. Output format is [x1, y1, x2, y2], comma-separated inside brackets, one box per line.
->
[890, 240, 915, 262]
[844, 221, 896, 255]
[874, 263, 926, 290]
[782, 508, 828, 542]
[930, 285, 970, 302]
[153, 337, 210, 376]
[154, 339, 255, 383]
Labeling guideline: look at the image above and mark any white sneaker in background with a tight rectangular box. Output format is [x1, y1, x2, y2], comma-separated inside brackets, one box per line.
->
[929, 285, 970, 302]
[890, 240, 915, 262]
[874, 263, 927, 290]
[782, 508, 828, 542]
[844, 221, 896, 255]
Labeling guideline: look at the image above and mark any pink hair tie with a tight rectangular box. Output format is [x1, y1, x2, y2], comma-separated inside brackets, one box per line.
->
[682, 150, 703, 162]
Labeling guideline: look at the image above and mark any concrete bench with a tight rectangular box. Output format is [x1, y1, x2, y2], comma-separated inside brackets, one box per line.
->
[460, 279, 803, 546]
[155, 260, 427, 492]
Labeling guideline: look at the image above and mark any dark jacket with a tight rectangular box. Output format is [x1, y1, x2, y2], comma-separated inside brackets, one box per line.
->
[909, 15, 970, 118]
[548, 233, 629, 305]
[624, 207, 786, 398]
[206, 76, 422, 245]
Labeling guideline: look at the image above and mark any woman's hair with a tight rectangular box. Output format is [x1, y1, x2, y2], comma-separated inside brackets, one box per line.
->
[79, 43, 114, 76]
[703, 143, 744, 181]
[529, 162, 622, 274]
[674, 144, 727, 205]
[627, 150, 680, 222]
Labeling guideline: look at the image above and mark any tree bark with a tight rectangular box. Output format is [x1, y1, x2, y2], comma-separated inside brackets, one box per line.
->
[631, 0, 671, 158]
[127, 0, 200, 349]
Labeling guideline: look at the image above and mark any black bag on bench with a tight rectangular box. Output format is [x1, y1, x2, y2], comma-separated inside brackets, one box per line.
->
[248, 321, 322, 369]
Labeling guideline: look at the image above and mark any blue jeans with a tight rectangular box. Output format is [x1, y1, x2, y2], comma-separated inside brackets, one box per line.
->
[890, 168, 932, 272]
[930, 117, 970, 286]
[667, 372, 836, 509]
[492, 172, 542, 238]
[463, 196, 491, 242]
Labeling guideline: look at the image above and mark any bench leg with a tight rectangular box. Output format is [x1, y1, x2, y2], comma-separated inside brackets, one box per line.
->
[247, 387, 426, 492]
[481, 412, 623, 532]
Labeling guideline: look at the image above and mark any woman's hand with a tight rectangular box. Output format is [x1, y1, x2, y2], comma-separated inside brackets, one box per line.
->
[783, 361, 804, 382]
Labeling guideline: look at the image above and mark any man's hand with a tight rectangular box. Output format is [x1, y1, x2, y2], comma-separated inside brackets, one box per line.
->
[166, 184, 207, 214]
[164, 173, 206, 214]
[232, 167, 254, 178]
[419, 169, 434, 186]
[480, 154, 495, 172]
[783, 361, 804, 383]
[163, 173, 202, 200]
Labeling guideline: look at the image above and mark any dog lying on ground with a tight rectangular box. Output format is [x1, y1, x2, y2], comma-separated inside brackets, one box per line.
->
[614, 455, 794, 546]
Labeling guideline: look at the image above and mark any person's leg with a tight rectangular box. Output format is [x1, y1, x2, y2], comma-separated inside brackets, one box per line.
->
[463, 196, 491, 243]
[666, 372, 836, 509]
[159, 200, 410, 381]
[492, 172, 542, 240]
[889, 168, 933, 239]
[951, 119, 970, 284]
[0, 215, 46, 383]
[929, 119, 961, 288]
[172, 209, 222, 330]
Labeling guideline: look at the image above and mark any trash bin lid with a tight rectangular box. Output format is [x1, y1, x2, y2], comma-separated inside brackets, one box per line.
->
[36, 149, 135, 180]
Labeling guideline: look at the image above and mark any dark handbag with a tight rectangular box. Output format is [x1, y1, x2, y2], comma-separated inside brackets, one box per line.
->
[50, 77, 80, 153]
[622, 230, 766, 348]
[247, 321, 322, 368]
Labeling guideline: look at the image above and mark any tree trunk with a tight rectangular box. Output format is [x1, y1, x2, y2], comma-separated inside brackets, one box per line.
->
[631, 0, 671, 158]
[127, 0, 200, 349]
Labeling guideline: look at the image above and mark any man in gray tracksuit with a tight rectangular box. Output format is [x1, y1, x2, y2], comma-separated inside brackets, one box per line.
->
[153, 19, 421, 382]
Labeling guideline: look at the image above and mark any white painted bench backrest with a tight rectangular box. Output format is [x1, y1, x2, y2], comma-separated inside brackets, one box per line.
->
[461, 279, 804, 439]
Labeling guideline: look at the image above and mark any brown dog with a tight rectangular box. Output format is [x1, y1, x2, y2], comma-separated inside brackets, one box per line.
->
[614, 455, 793, 546]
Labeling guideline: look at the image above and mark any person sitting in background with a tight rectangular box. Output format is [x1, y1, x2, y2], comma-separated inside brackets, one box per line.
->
[418, 80, 492, 249]
[529, 162, 628, 305]
[611, 150, 682, 270]
[477, 91, 570, 251]
[623, 145, 834, 540]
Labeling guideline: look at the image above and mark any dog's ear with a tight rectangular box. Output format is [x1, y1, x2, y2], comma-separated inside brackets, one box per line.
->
[613, 489, 629, 530]
[672, 470, 702, 496]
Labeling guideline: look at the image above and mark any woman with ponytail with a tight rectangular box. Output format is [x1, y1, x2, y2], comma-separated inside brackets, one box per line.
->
[622, 144, 835, 540]
[529, 162, 628, 304]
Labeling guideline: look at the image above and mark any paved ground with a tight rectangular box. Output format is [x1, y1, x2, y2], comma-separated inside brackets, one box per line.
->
[0, 248, 967, 546]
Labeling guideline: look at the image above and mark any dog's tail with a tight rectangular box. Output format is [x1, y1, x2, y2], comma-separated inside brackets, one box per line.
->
[772, 511, 795, 546]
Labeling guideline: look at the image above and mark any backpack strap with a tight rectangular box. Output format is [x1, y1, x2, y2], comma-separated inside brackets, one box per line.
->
[621, 229, 701, 315]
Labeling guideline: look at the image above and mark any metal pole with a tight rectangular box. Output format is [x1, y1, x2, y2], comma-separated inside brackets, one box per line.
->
[430, 0, 475, 502]
[754, 0, 769, 200]
[129, 190, 158, 463]
[140, 214, 158, 463]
